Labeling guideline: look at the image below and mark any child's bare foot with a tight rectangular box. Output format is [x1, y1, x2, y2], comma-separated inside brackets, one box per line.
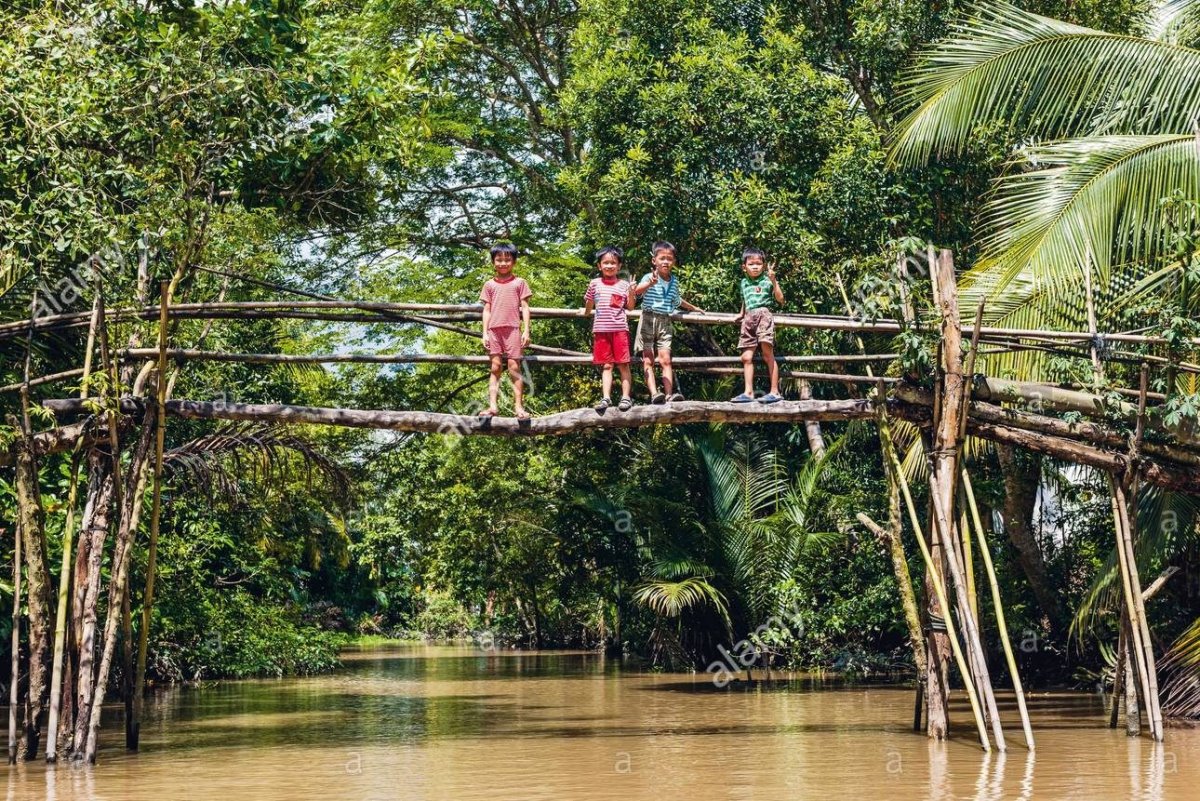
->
[478, 408, 499, 417]
[515, 408, 531, 420]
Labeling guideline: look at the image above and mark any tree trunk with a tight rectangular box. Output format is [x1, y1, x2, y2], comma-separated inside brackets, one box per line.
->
[82, 409, 155, 763]
[797, 379, 827, 457]
[14, 438, 52, 760]
[996, 444, 1065, 632]
[70, 453, 114, 755]
[857, 507, 926, 675]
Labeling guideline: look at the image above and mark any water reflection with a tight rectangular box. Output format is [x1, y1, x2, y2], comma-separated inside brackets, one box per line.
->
[0, 645, 1197, 800]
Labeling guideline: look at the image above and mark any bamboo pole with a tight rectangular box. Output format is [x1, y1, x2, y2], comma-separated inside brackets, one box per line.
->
[1109, 481, 1156, 740]
[45, 294, 100, 763]
[878, 401, 992, 751]
[129, 282, 170, 750]
[1110, 623, 1127, 729]
[6, 299, 1200, 348]
[955, 300, 986, 617]
[962, 468, 1035, 750]
[7, 505, 21, 764]
[73, 291, 126, 758]
[117, 347, 897, 368]
[1114, 482, 1164, 740]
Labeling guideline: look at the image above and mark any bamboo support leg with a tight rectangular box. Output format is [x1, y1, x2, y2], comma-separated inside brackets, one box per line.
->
[963, 469, 1035, 750]
[928, 475, 1006, 750]
[130, 282, 171, 750]
[45, 295, 101, 762]
[8, 514, 22, 764]
[1113, 483, 1164, 740]
[1110, 624, 1126, 729]
[879, 413, 991, 751]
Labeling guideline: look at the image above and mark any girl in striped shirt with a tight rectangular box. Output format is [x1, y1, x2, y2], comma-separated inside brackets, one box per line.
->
[584, 246, 636, 411]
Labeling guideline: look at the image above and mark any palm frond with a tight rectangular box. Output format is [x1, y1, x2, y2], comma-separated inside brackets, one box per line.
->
[960, 135, 1200, 335]
[633, 575, 731, 624]
[697, 430, 784, 524]
[1160, 616, 1200, 717]
[1155, 0, 1200, 48]
[891, 1, 1200, 164]
[165, 423, 351, 505]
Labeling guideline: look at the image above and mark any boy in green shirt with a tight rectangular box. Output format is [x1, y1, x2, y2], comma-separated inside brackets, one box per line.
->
[731, 248, 785, 403]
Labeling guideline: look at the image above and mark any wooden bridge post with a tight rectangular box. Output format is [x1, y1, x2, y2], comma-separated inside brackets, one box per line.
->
[129, 281, 171, 751]
[928, 249, 1006, 749]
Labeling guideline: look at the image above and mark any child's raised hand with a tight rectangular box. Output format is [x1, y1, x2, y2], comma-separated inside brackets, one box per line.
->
[647, 271, 659, 286]
[767, 262, 777, 280]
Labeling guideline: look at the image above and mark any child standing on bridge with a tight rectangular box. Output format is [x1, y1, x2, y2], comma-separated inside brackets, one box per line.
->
[633, 241, 705, 404]
[584, 246, 636, 412]
[479, 243, 532, 419]
[731, 248, 785, 404]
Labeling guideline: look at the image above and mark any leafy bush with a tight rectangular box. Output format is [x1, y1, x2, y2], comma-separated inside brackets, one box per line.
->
[151, 589, 343, 681]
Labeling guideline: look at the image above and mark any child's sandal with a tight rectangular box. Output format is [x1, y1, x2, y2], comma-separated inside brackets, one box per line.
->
[618, 396, 633, 411]
[650, 392, 667, 405]
[731, 393, 754, 403]
[594, 397, 611, 412]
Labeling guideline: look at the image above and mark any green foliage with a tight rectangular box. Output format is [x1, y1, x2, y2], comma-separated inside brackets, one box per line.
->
[152, 588, 343, 681]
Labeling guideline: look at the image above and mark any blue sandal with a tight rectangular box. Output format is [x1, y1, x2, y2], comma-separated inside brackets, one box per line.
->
[731, 393, 754, 403]
[759, 393, 783, 404]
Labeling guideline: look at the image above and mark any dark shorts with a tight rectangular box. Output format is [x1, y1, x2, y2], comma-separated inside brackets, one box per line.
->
[593, 330, 631, 365]
[738, 307, 775, 350]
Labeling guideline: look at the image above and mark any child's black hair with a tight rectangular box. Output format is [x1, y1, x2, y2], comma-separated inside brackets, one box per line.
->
[651, 240, 676, 257]
[741, 247, 766, 263]
[595, 245, 624, 265]
[489, 242, 519, 261]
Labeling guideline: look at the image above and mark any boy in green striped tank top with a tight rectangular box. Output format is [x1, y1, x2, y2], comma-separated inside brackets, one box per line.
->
[731, 248, 785, 404]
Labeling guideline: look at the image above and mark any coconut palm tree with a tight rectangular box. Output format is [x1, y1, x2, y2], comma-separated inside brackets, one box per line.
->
[891, 0, 1200, 374]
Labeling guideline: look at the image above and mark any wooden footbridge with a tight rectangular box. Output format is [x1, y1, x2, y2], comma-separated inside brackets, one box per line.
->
[3, 250, 1194, 762]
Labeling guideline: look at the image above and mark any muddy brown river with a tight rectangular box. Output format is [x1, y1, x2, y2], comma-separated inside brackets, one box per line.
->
[3, 644, 1199, 799]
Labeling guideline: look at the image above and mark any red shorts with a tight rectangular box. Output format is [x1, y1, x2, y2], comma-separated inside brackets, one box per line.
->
[592, 330, 631, 365]
[485, 326, 523, 359]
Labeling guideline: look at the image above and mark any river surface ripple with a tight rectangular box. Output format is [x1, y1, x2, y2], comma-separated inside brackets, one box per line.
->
[3, 644, 1198, 800]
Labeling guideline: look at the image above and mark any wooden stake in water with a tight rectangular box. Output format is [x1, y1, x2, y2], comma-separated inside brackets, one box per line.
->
[45, 293, 101, 763]
[962, 468, 1035, 750]
[130, 281, 171, 750]
[877, 397, 991, 751]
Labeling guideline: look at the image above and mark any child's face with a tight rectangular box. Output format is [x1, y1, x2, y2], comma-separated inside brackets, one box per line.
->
[653, 249, 675, 276]
[599, 253, 621, 276]
[492, 252, 515, 276]
[743, 255, 764, 278]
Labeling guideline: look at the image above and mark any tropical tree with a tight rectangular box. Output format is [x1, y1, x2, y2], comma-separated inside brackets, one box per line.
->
[890, 1, 1200, 365]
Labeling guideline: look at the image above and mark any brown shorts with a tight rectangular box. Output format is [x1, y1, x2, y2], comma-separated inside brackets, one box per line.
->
[634, 310, 674, 354]
[738, 307, 775, 350]
[485, 326, 524, 359]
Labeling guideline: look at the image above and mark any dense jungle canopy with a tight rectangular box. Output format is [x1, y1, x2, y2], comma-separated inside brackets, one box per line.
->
[4, 0, 1200, 734]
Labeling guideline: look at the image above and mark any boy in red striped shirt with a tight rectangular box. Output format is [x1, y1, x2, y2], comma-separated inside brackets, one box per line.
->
[583, 246, 636, 411]
[479, 243, 532, 419]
